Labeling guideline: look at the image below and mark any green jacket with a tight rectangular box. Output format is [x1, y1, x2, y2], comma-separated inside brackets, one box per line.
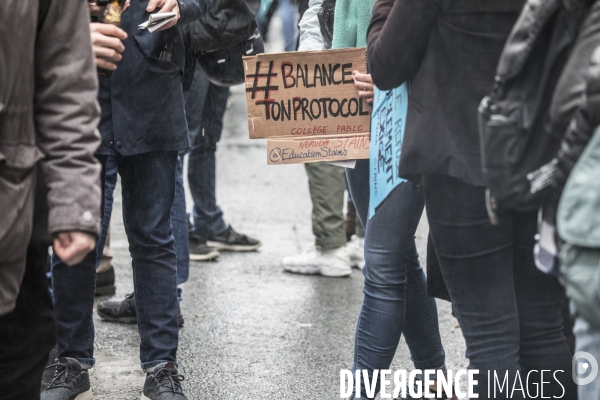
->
[558, 125, 600, 330]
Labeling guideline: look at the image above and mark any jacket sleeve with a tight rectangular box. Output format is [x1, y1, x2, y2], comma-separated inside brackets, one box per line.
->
[298, 0, 325, 51]
[34, 0, 102, 237]
[177, 0, 212, 26]
[367, 0, 438, 90]
[553, 54, 600, 197]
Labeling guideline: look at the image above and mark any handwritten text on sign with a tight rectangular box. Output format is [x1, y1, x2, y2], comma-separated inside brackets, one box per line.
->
[244, 48, 370, 139]
[267, 134, 369, 165]
[369, 85, 408, 218]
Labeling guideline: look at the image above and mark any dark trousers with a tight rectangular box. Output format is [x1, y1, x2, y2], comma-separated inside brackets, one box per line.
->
[97, 155, 189, 290]
[0, 243, 56, 399]
[423, 174, 576, 399]
[185, 63, 230, 239]
[51, 151, 180, 370]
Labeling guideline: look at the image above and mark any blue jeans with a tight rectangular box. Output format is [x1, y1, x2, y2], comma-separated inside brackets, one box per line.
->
[346, 160, 445, 398]
[278, 0, 297, 52]
[95, 155, 118, 257]
[423, 174, 575, 399]
[51, 151, 180, 370]
[184, 64, 230, 239]
[95, 155, 189, 295]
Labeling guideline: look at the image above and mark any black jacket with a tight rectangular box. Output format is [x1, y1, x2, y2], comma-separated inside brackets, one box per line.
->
[367, 0, 523, 186]
[551, 0, 600, 196]
[181, 0, 260, 54]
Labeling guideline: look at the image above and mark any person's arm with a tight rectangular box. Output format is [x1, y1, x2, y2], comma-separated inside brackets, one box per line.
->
[34, 0, 102, 265]
[298, 0, 325, 51]
[367, 0, 438, 90]
[146, 0, 213, 30]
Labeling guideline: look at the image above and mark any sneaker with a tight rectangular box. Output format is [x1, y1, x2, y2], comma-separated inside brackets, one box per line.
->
[207, 226, 261, 252]
[189, 233, 220, 261]
[95, 264, 116, 297]
[41, 358, 93, 400]
[345, 235, 365, 270]
[282, 246, 352, 277]
[141, 362, 187, 400]
[97, 293, 185, 328]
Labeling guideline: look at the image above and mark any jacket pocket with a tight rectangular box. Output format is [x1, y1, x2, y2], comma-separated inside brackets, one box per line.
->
[0, 163, 35, 249]
[134, 30, 184, 73]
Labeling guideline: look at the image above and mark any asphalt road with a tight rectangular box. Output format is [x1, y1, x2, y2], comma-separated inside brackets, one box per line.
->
[74, 83, 468, 400]
[43, 19, 468, 399]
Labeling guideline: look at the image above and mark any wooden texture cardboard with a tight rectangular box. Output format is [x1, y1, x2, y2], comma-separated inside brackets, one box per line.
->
[244, 48, 371, 151]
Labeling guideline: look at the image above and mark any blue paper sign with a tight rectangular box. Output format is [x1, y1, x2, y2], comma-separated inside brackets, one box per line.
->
[369, 84, 408, 218]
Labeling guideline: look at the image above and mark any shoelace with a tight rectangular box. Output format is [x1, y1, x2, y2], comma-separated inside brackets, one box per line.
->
[45, 363, 81, 389]
[153, 367, 185, 394]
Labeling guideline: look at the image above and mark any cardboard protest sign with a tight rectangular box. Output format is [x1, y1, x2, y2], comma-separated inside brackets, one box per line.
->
[369, 84, 408, 218]
[243, 48, 371, 164]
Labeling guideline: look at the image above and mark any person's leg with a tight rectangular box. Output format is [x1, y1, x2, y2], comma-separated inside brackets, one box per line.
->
[96, 155, 117, 259]
[347, 162, 444, 398]
[277, 0, 297, 52]
[97, 155, 187, 327]
[423, 174, 523, 399]
[513, 211, 576, 398]
[574, 317, 600, 399]
[187, 67, 229, 240]
[50, 155, 107, 368]
[117, 151, 179, 370]
[95, 155, 118, 296]
[173, 155, 189, 300]
[305, 162, 347, 249]
[186, 67, 260, 252]
[0, 243, 56, 400]
[282, 162, 349, 276]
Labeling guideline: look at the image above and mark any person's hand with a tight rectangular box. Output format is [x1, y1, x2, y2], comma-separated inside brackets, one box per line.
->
[352, 70, 375, 105]
[146, 0, 180, 31]
[90, 22, 128, 71]
[54, 232, 96, 266]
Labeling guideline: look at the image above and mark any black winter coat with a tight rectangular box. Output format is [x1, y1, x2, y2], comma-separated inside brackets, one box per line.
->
[551, 0, 600, 196]
[180, 0, 260, 54]
[367, 0, 523, 186]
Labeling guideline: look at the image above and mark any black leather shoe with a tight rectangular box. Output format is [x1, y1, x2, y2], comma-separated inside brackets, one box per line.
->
[97, 293, 184, 328]
[95, 265, 116, 296]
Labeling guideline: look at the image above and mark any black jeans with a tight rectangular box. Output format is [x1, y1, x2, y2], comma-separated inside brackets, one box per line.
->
[0, 243, 56, 399]
[423, 174, 575, 399]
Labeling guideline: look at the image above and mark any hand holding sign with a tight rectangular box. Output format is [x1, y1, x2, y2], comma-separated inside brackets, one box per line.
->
[352, 71, 374, 104]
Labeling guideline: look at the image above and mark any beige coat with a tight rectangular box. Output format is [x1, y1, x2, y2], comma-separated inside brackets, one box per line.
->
[0, 0, 102, 315]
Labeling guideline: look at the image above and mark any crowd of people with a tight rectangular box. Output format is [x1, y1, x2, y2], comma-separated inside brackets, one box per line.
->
[2, 0, 600, 399]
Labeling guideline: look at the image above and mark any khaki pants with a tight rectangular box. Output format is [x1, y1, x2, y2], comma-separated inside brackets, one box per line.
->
[304, 162, 346, 249]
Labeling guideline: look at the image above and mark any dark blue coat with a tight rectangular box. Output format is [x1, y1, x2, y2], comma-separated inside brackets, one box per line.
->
[97, 0, 209, 156]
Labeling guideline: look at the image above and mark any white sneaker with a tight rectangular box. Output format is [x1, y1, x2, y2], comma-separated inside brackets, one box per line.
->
[345, 235, 365, 270]
[282, 246, 352, 277]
